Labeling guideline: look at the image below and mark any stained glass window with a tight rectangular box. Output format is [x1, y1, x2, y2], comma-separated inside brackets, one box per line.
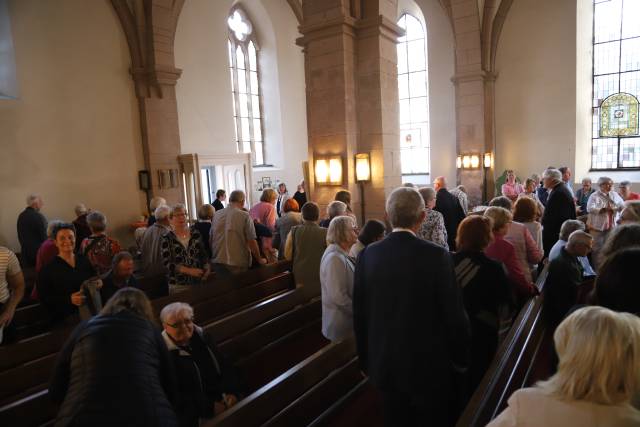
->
[592, 0, 640, 170]
[228, 8, 265, 166]
[397, 14, 430, 178]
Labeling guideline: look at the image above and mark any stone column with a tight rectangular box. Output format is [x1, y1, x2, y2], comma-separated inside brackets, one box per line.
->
[297, 0, 402, 222]
[112, 0, 185, 204]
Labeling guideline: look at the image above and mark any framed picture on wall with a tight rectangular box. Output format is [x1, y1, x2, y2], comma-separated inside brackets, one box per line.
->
[262, 177, 272, 189]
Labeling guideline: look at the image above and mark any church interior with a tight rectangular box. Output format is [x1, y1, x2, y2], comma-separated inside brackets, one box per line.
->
[1, 0, 640, 426]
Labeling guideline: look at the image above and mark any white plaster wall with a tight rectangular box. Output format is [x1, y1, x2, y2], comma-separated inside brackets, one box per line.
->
[495, 0, 577, 182]
[400, 0, 457, 186]
[174, 0, 307, 203]
[0, 0, 145, 251]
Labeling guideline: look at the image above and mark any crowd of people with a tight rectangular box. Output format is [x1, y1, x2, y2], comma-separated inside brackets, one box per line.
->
[1, 168, 639, 426]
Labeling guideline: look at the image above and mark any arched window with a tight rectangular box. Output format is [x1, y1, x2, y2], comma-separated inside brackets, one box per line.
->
[228, 7, 265, 166]
[397, 13, 430, 182]
[591, 0, 640, 170]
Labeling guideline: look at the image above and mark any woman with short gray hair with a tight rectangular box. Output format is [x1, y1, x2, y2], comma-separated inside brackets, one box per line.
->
[80, 211, 122, 275]
[418, 187, 448, 249]
[320, 215, 358, 342]
[586, 177, 625, 268]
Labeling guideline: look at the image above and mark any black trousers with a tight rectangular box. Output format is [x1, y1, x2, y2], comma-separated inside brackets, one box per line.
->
[381, 391, 456, 427]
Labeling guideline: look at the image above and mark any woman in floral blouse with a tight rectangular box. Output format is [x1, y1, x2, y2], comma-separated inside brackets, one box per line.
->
[161, 204, 210, 292]
[418, 187, 449, 250]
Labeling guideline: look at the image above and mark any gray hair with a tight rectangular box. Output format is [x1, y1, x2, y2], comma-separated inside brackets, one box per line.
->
[229, 190, 245, 204]
[489, 196, 513, 211]
[160, 302, 194, 324]
[87, 211, 107, 233]
[74, 203, 87, 216]
[326, 215, 356, 245]
[581, 177, 592, 185]
[597, 176, 613, 186]
[112, 251, 133, 267]
[567, 230, 593, 249]
[327, 200, 347, 219]
[543, 168, 563, 183]
[149, 196, 166, 211]
[26, 193, 41, 206]
[46, 220, 64, 238]
[559, 219, 586, 241]
[386, 187, 425, 228]
[169, 203, 187, 218]
[418, 187, 436, 204]
[154, 205, 171, 221]
[619, 180, 631, 188]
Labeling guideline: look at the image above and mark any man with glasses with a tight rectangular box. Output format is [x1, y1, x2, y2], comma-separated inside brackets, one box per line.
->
[161, 302, 243, 427]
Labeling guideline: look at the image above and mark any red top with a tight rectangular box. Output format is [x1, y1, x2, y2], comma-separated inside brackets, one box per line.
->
[627, 192, 640, 200]
[485, 234, 534, 299]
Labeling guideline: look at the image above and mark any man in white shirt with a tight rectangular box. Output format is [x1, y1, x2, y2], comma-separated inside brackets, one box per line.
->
[210, 190, 266, 275]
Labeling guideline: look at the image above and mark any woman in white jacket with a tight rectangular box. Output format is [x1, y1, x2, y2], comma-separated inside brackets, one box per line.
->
[488, 306, 640, 427]
[319, 215, 358, 342]
[587, 177, 625, 268]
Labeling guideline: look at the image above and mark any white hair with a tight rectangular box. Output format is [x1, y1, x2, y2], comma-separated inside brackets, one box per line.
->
[149, 196, 166, 211]
[326, 215, 356, 245]
[26, 193, 40, 206]
[327, 200, 347, 219]
[543, 168, 563, 183]
[160, 302, 194, 324]
[386, 187, 425, 228]
[559, 220, 585, 241]
[74, 203, 87, 216]
[154, 205, 171, 221]
[567, 230, 593, 249]
[170, 203, 187, 218]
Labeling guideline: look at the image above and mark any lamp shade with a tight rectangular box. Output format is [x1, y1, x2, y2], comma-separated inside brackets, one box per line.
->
[315, 156, 343, 185]
[470, 154, 480, 169]
[355, 153, 371, 182]
[456, 156, 462, 169]
[462, 155, 471, 169]
[484, 152, 492, 168]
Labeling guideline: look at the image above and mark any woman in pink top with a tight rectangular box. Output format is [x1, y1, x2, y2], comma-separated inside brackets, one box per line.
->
[484, 207, 537, 302]
[501, 170, 525, 202]
[249, 188, 278, 231]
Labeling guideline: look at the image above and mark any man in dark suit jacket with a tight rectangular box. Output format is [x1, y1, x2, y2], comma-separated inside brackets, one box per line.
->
[16, 194, 47, 267]
[353, 187, 470, 426]
[541, 168, 577, 256]
[433, 176, 466, 251]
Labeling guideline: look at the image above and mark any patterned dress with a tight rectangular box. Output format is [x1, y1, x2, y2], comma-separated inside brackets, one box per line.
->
[80, 235, 122, 275]
[419, 209, 449, 250]
[161, 227, 209, 286]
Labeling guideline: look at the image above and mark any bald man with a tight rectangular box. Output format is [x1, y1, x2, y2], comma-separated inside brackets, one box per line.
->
[433, 177, 466, 250]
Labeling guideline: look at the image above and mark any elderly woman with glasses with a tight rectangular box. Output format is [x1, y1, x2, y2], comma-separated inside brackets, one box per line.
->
[161, 204, 210, 293]
[161, 302, 242, 427]
[586, 177, 625, 268]
[320, 215, 358, 342]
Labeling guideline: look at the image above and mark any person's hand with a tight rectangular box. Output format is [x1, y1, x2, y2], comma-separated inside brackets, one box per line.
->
[181, 267, 204, 278]
[258, 257, 267, 265]
[70, 291, 86, 306]
[223, 394, 238, 408]
[94, 279, 103, 289]
[0, 306, 16, 328]
[201, 266, 211, 281]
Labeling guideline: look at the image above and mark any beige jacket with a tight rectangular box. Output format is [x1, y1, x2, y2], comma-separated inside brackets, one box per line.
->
[487, 387, 640, 427]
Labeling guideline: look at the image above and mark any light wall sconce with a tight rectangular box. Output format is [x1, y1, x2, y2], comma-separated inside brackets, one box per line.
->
[355, 153, 371, 182]
[315, 156, 343, 185]
[484, 152, 492, 169]
[457, 153, 482, 170]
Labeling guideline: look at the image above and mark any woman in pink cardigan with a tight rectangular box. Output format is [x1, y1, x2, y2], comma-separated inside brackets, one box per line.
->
[484, 207, 537, 303]
[249, 188, 278, 231]
[501, 170, 525, 202]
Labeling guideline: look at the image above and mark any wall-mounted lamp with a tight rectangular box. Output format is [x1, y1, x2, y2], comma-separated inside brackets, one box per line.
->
[483, 152, 492, 169]
[315, 156, 343, 185]
[457, 153, 482, 170]
[355, 153, 371, 182]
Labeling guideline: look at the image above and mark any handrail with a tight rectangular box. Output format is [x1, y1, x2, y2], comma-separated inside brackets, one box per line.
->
[456, 267, 550, 427]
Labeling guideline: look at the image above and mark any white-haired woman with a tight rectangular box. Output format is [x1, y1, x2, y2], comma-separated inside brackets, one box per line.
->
[488, 306, 640, 426]
[319, 215, 358, 342]
[161, 204, 210, 292]
[148, 196, 167, 227]
[161, 302, 242, 426]
[418, 187, 448, 250]
[587, 176, 625, 267]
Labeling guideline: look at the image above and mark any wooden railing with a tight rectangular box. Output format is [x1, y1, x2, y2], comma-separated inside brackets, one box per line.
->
[456, 267, 551, 427]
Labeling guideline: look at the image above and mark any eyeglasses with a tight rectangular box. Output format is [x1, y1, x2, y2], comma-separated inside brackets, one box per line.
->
[165, 317, 194, 328]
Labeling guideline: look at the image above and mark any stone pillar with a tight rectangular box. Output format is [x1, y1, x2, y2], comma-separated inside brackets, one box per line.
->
[112, 0, 185, 205]
[297, 0, 402, 222]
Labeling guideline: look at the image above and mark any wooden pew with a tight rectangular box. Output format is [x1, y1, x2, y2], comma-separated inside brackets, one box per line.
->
[455, 267, 550, 427]
[308, 380, 383, 427]
[207, 340, 359, 427]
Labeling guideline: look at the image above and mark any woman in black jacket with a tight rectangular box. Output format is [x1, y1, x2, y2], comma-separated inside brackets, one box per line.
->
[49, 288, 177, 427]
[160, 302, 243, 427]
[453, 216, 513, 393]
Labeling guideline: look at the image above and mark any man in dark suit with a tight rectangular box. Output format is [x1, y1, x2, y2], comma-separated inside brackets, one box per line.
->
[353, 187, 470, 426]
[16, 194, 47, 267]
[433, 176, 466, 251]
[541, 168, 577, 257]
